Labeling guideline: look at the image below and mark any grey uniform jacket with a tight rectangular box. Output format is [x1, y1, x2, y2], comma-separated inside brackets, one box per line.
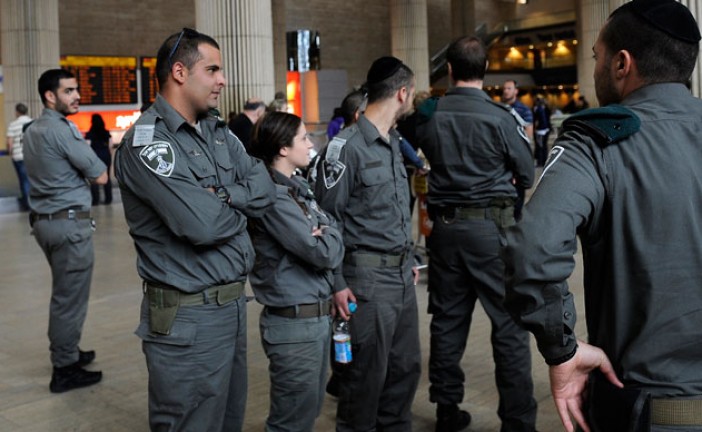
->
[503, 83, 702, 397]
[416, 87, 534, 207]
[23, 108, 107, 213]
[114, 94, 276, 293]
[313, 115, 413, 292]
[249, 170, 344, 307]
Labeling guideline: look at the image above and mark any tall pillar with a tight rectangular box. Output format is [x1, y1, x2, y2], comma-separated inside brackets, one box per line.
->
[390, 0, 430, 92]
[576, 0, 625, 107]
[195, 0, 275, 117]
[1, 0, 60, 125]
[680, 0, 702, 97]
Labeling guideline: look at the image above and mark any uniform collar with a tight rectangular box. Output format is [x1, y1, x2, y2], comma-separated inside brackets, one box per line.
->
[621, 82, 691, 107]
[357, 114, 396, 148]
[41, 108, 67, 120]
[446, 86, 491, 100]
[152, 94, 202, 135]
[271, 169, 314, 199]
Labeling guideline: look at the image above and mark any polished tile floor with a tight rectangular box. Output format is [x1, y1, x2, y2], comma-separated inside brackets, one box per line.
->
[0, 202, 587, 431]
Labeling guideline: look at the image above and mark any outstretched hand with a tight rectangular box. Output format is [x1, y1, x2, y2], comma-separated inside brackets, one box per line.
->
[549, 341, 623, 432]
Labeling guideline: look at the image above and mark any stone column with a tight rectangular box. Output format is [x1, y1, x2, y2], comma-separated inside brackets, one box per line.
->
[576, 0, 625, 107]
[195, 0, 275, 117]
[680, 0, 702, 97]
[1, 0, 60, 125]
[390, 0, 430, 92]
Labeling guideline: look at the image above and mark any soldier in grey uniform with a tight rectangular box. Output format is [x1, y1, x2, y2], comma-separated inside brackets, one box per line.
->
[23, 68, 107, 393]
[314, 56, 421, 431]
[248, 111, 344, 431]
[416, 37, 537, 432]
[114, 28, 275, 431]
[502, 1, 702, 431]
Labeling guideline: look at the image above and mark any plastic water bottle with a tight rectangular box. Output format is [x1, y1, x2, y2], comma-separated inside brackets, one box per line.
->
[333, 302, 357, 364]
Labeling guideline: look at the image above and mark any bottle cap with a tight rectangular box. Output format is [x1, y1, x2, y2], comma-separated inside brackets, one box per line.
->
[349, 302, 357, 314]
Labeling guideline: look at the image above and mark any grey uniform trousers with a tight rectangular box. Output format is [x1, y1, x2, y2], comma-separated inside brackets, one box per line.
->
[33, 218, 94, 368]
[427, 217, 537, 432]
[336, 259, 421, 432]
[260, 310, 331, 432]
[136, 294, 248, 432]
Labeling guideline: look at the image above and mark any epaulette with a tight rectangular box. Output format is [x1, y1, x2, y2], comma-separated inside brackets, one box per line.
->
[561, 105, 640, 147]
[417, 96, 440, 122]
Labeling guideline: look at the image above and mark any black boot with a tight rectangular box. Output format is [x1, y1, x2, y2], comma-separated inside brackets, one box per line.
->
[50, 363, 102, 393]
[77, 349, 96, 367]
[436, 404, 471, 432]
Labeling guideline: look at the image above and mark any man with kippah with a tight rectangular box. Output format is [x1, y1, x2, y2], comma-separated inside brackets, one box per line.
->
[314, 56, 421, 431]
[502, 1, 702, 431]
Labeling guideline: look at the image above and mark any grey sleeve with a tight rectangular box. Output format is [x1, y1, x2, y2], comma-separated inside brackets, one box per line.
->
[314, 144, 356, 292]
[502, 132, 605, 364]
[222, 134, 276, 217]
[260, 194, 345, 271]
[59, 125, 107, 180]
[501, 117, 535, 189]
[114, 135, 248, 246]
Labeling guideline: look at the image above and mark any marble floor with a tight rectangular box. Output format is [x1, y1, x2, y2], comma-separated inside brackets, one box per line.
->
[0, 202, 587, 431]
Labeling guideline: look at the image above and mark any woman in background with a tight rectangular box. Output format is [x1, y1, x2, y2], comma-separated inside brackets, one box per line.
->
[248, 112, 344, 432]
[85, 114, 112, 205]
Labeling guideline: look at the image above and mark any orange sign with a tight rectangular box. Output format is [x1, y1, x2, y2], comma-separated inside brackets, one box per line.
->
[68, 110, 142, 133]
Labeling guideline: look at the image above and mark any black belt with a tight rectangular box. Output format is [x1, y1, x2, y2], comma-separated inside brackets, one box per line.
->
[344, 251, 408, 267]
[265, 300, 332, 319]
[31, 209, 91, 223]
[144, 281, 245, 306]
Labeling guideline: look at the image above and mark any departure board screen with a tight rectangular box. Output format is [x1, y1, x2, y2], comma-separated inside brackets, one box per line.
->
[59, 56, 138, 105]
[140, 57, 158, 104]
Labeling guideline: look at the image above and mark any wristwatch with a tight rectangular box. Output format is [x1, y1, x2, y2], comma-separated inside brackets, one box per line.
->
[214, 185, 230, 204]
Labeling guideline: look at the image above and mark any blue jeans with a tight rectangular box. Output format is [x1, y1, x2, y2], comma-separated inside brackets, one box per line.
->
[12, 159, 30, 210]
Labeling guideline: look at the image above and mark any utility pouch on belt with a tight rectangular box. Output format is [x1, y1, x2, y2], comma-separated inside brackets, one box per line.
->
[146, 284, 180, 335]
[588, 370, 651, 432]
[488, 197, 516, 228]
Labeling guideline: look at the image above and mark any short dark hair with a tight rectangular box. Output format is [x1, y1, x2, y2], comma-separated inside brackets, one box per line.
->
[156, 28, 220, 88]
[365, 64, 414, 104]
[249, 111, 302, 166]
[38, 69, 75, 105]
[602, 6, 699, 85]
[447, 36, 487, 82]
[15, 103, 28, 115]
[340, 90, 366, 125]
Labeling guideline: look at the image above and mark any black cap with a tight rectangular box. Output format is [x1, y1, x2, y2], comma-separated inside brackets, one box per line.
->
[366, 56, 405, 85]
[627, 0, 701, 43]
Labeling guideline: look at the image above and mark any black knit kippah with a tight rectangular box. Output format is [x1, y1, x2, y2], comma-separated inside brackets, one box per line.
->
[366, 56, 404, 84]
[627, 0, 701, 43]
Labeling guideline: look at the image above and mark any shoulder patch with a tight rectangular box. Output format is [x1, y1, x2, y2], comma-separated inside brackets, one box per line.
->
[325, 137, 347, 164]
[562, 105, 640, 146]
[322, 159, 346, 189]
[417, 96, 440, 121]
[139, 141, 175, 177]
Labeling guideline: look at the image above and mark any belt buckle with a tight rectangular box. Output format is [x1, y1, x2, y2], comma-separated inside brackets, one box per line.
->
[67, 209, 76, 220]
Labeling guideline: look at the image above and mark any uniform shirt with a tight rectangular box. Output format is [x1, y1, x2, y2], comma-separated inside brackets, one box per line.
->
[249, 170, 344, 306]
[504, 83, 702, 397]
[314, 115, 412, 291]
[23, 108, 106, 213]
[416, 87, 534, 207]
[7, 114, 32, 161]
[114, 94, 276, 293]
